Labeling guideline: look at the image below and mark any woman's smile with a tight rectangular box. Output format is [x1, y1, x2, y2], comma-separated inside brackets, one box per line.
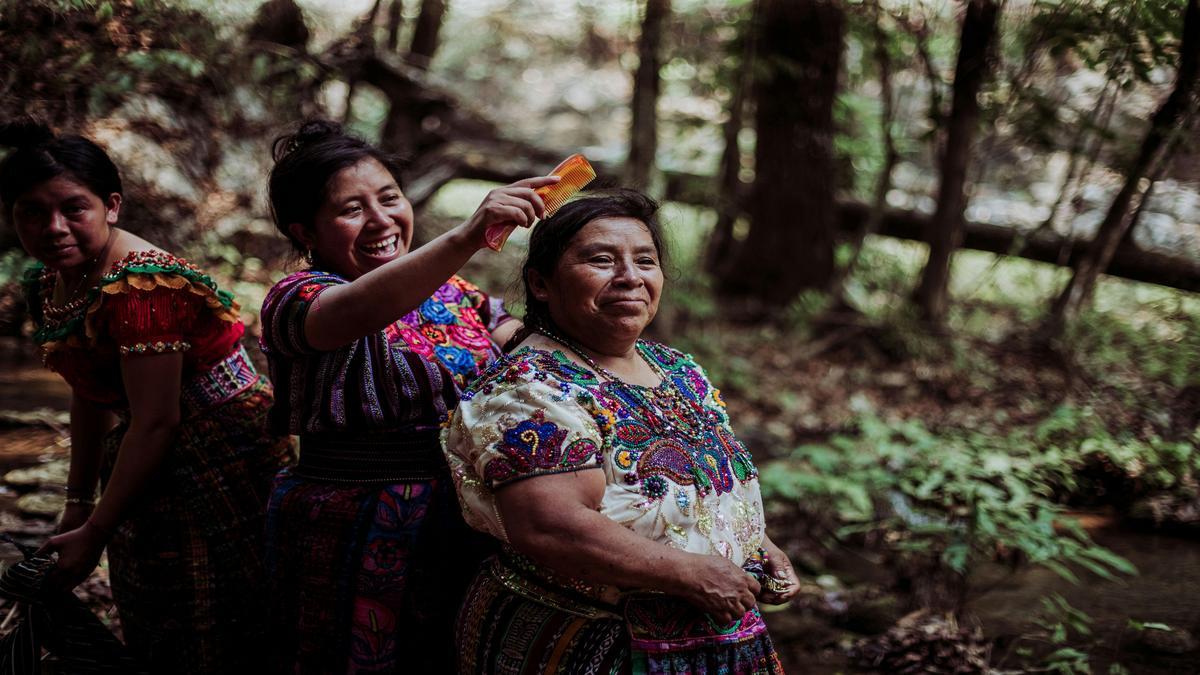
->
[359, 233, 400, 258]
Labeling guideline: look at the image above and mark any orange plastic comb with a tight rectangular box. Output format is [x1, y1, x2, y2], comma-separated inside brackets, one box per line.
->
[485, 153, 596, 252]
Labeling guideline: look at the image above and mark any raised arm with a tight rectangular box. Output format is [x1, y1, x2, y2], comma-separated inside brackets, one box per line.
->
[304, 176, 558, 351]
[496, 469, 760, 624]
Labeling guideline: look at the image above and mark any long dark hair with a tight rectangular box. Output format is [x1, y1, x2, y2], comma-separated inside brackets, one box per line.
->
[521, 189, 667, 333]
[0, 119, 123, 216]
[268, 119, 405, 254]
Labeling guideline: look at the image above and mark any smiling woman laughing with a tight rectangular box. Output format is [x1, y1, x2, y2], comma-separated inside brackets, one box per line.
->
[258, 119, 557, 673]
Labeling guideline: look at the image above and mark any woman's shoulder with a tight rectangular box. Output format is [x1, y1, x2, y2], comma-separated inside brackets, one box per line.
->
[444, 274, 482, 295]
[461, 345, 600, 400]
[102, 249, 223, 293]
[98, 249, 239, 316]
[262, 268, 346, 310]
[267, 267, 346, 292]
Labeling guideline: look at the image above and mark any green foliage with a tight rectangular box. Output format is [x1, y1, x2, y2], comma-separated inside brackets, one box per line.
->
[760, 409, 1141, 607]
[0, 250, 31, 287]
[0, 0, 321, 127]
[0, 0, 233, 121]
[1068, 304, 1200, 390]
[1033, 0, 1186, 87]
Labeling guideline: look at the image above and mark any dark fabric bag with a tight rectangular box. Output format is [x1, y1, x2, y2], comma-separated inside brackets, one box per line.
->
[0, 536, 148, 675]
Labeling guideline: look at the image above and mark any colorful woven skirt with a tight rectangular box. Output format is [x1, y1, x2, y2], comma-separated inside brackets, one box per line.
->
[102, 376, 294, 674]
[264, 469, 496, 674]
[457, 555, 785, 675]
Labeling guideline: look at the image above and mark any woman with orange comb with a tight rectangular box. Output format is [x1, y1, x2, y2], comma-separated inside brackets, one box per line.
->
[258, 120, 560, 674]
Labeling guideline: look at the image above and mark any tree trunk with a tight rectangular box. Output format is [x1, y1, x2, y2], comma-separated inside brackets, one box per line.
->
[626, 0, 671, 188]
[832, 0, 899, 298]
[408, 0, 447, 68]
[386, 0, 404, 53]
[247, 0, 310, 51]
[912, 0, 999, 324]
[1045, 0, 1200, 337]
[704, 0, 758, 277]
[717, 0, 844, 311]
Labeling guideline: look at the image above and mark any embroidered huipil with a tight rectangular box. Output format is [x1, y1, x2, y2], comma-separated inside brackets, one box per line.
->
[21, 249, 293, 673]
[444, 342, 783, 674]
[26, 250, 245, 406]
[445, 341, 767, 576]
[259, 269, 511, 434]
[259, 268, 512, 674]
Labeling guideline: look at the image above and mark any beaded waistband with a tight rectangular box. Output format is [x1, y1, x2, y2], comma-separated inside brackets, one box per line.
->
[489, 550, 622, 620]
[180, 344, 261, 413]
[295, 429, 446, 483]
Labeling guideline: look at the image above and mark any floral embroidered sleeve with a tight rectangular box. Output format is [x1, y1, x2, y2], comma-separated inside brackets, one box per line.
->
[442, 354, 604, 541]
[449, 275, 513, 332]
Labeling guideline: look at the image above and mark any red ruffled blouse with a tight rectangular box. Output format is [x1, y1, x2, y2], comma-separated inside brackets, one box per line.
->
[24, 250, 245, 408]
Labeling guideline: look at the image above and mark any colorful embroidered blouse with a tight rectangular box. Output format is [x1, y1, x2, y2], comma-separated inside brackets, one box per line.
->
[443, 342, 766, 565]
[22, 251, 245, 408]
[259, 270, 512, 435]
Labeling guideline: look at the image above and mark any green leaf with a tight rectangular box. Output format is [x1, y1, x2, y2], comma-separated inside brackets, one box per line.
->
[1043, 560, 1080, 585]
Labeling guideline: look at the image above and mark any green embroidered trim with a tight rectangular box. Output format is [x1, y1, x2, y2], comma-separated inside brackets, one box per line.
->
[28, 252, 236, 346]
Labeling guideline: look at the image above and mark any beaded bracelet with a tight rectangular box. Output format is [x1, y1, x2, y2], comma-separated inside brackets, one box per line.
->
[64, 497, 95, 507]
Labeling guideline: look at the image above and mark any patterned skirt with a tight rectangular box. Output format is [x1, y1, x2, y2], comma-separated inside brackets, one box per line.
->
[102, 376, 294, 674]
[264, 469, 497, 674]
[458, 555, 785, 675]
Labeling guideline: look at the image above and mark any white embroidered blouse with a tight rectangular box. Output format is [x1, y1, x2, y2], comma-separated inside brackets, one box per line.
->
[442, 342, 766, 566]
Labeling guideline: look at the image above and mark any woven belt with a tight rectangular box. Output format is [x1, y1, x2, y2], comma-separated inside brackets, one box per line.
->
[180, 343, 261, 413]
[295, 429, 446, 483]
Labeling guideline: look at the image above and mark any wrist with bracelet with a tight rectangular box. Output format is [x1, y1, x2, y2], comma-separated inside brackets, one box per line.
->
[64, 485, 97, 508]
[65, 485, 94, 496]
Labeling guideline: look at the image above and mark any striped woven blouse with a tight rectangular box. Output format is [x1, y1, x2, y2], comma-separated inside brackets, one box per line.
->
[259, 269, 511, 435]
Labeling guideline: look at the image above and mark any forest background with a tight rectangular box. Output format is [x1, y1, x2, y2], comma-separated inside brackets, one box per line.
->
[1, 0, 1199, 672]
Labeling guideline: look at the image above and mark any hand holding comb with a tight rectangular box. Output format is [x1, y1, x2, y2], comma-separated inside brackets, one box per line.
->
[485, 154, 596, 251]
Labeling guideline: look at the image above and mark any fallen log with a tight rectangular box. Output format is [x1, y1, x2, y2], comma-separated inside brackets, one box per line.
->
[343, 50, 1200, 293]
[838, 201, 1200, 293]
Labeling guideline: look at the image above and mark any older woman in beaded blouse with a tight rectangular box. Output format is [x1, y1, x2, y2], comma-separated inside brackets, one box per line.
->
[443, 191, 800, 674]
[0, 120, 294, 673]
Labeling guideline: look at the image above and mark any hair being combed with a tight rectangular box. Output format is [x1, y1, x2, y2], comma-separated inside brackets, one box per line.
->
[520, 189, 667, 335]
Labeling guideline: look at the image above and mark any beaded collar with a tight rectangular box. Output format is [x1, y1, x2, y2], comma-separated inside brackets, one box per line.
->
[533, 327, 711, 444]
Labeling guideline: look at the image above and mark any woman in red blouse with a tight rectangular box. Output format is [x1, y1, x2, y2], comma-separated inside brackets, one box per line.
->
[1, 120, 294, 673]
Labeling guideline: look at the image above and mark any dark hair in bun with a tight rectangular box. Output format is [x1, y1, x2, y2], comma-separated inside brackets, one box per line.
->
[0, 119, 123, 216]
[268, 119, 405, 255]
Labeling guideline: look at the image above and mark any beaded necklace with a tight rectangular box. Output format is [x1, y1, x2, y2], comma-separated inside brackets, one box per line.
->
[40, 228, 117, 326]
[534, 326, 710, 444]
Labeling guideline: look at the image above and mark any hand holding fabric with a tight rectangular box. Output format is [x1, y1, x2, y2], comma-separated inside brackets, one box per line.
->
[757, 537, 800, 605]
[678, 554, 761, 625]
[36, 521, 109, 591]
